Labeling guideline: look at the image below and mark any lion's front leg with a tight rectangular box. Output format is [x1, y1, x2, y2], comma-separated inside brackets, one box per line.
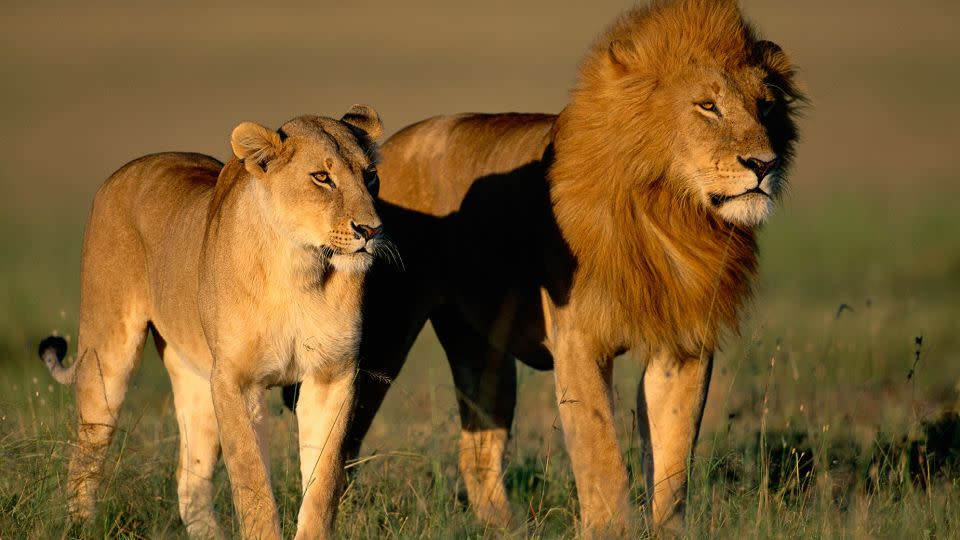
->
[636, 350, 713, 532]
[294, 366, 356, 540]
[552, 331, 630, 536]
[210, 368, 280, 540]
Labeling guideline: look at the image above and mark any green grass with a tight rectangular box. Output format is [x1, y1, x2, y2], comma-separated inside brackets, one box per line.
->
[1, 192, 958, 538]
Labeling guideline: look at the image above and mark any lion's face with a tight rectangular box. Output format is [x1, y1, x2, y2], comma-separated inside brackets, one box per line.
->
[668, 62, 796, 227]
[587, 8, 802, 229]
[231, 108, 384, 273]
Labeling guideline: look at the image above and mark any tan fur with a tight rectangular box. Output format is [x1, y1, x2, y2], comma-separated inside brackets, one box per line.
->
[344, 0, 804, 535]
[42, 107, 385, 539]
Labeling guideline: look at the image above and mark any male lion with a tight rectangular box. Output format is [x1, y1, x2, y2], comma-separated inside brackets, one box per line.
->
[40, 107, 385, 539]
[334, 0, 804, 534]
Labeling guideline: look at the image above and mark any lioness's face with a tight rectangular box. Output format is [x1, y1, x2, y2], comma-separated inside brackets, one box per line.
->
[232, 111, 384, 273]
[671, 62, 797, 227]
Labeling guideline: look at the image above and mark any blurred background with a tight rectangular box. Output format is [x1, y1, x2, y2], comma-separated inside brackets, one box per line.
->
[1, 0, 958, 536]
[3, 0, 957, 212]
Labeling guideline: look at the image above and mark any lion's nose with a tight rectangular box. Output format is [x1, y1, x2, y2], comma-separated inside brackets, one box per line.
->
[737, 155, 779, 181]
[351, 221, 382, 240]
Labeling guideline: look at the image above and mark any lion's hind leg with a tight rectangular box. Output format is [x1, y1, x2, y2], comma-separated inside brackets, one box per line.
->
[164, 344, 224, 539]
[431, 306, 516, 529]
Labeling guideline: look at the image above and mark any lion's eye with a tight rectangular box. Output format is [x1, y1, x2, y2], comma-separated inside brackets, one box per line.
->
[697, 101, 718, 113]
[311, 171, 335, 189]
[759, 99, 776, 118]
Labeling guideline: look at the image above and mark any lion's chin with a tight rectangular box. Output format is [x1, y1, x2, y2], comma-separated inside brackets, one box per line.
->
[329, 251, 374, 274]
[715, 193, 774, 227]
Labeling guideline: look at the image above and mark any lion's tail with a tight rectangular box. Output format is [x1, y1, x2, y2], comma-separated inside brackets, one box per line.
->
[38, 335, 76, 385]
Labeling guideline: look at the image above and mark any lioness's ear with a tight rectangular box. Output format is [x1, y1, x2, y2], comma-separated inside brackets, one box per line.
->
[231, 122, 283, 175]
[340, 104, 382, 140]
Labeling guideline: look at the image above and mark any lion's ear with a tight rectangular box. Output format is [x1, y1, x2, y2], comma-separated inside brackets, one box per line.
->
[754, 40, 792, 77]
[340, 104, 383, 141]
[754, 40, 805, 102]
[231, 122, 283, 175]
[606, 39, 637, 74]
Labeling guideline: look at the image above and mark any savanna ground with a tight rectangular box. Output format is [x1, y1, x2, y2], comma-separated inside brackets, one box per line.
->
[1, 1, 959, 538]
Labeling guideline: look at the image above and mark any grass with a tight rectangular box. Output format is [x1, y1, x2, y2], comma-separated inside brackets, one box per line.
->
[1, 189, 958, 539]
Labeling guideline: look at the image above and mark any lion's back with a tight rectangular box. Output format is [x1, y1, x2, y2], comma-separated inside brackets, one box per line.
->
[379, 113, 555, 216]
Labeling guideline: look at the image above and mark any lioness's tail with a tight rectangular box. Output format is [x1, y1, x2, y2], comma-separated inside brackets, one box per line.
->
[38, 335, 75, 385]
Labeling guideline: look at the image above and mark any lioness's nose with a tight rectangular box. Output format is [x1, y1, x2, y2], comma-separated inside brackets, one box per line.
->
[737, 155, 779, 181]
[351, 221, 382, 240]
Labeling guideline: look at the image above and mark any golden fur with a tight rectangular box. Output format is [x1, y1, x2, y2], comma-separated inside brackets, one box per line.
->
[337, 0, 804, 534]
[41, 107, 385, 539]
[550, 0, 803, 360]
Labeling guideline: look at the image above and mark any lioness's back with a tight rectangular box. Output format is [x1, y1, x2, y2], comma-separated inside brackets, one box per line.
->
[94, 151, 221, 213]
[89, 151, 221, 245]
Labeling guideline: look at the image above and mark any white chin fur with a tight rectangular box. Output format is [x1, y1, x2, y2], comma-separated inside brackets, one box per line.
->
[717, 194, 774, 227]
[329, 252, 374, 273]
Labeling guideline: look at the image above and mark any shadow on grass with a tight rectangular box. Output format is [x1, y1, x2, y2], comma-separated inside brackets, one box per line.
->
[708, 410, 960, 504]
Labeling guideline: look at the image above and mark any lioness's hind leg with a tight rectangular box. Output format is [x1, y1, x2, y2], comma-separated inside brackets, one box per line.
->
[69, 312, 148, 521]
[165, 346, 223, 539]
[432, 307, 516, 528]
[65, 180, 155, 521]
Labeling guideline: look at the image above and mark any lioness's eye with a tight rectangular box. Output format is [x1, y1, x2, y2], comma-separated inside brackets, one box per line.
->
[364, 169, 380, 190]
[697, 101, 718, 113]
[311, 171, 335, 189]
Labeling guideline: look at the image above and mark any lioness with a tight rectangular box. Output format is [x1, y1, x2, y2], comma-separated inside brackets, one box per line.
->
[333, 0, 804, 534]
[40, 107, 385, 539]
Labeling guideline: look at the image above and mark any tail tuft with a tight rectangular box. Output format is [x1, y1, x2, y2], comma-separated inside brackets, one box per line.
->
[39, 335, 75, 384]
[39, 335, 68, 363]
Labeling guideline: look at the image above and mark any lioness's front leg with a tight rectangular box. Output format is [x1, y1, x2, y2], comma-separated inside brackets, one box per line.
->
[294, 366, 356, 540]
[552, 331, 630, 535]
[210, 367, 280, 540]
[637, 350, 713, 531]
[166, 348, 223, 539]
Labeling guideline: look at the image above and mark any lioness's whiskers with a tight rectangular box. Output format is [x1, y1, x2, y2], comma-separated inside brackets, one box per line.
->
[375, 236, 405, 271]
